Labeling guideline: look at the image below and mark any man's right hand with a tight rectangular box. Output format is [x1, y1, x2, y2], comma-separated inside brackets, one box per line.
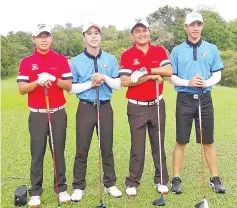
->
[131, 67, 148, 83]
[37, 73, 52, 88]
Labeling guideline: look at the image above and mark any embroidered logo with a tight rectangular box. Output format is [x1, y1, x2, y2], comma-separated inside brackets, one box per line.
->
[133, 59, 140, 65]
[103, 64, 108, 69]
[201, 52, 207, 57]
[32, 64, 38, 70]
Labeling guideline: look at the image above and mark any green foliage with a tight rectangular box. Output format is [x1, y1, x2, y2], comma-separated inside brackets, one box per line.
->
[1, 5, 236, 86]
[200, 10, 236, 50]
[219, 52, 237, 88]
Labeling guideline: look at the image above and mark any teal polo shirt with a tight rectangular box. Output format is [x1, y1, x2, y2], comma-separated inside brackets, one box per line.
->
[70, 49, 119, 101]
[170, 39, 224, 94]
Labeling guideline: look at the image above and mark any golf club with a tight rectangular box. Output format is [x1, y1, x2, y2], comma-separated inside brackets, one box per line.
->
[44, 87, 61, 208]
[96, 86, 106, 208]
[153, 79, 166, 206]
[195, 88, 209, 208]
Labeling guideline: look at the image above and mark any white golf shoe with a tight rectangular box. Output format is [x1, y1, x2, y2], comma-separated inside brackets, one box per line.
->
[155, 184, 169, 194]
[28, 196, 41, 207]
[125, 187, 137, 197]
[71, 189, 84, 202]
[59, 191, 71, 203]
[104, 186, 122, 198]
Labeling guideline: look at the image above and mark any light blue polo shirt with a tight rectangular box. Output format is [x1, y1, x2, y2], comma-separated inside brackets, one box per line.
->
[170, 40, 224, 94]
[70, 49, 119, 101]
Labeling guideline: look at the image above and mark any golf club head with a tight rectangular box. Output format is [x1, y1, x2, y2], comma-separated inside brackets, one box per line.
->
[195, 198, 209, 208]
[153, 194, 165, 206]
[97, 203, 106, 208]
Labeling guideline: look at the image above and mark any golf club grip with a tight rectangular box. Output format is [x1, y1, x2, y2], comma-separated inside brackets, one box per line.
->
[155, 79, 163, 185]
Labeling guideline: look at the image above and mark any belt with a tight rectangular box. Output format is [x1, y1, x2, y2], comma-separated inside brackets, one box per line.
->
[178, 92, 210, 100]
[29, 105, 65, 113]
[80, 99, 110, 106]
[128, 95, 163, 106]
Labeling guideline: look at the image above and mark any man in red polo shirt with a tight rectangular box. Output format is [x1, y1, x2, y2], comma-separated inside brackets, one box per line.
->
[119, 19, 172, 197]
[17, 24, 72, 207]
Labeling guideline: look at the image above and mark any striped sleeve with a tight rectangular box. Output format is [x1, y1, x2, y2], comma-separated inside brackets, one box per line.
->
[119, 52, 132, 76]
[17, 59, 29, 83]
[159, 47, 171, 67]
[61, 56, 73, 80]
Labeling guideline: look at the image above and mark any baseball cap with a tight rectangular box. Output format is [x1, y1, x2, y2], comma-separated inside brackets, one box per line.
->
[82, 22, 101, 34]
[185, 12, 204, 25]
[131, 19, 149, 32]
[32, 24, 52, 36]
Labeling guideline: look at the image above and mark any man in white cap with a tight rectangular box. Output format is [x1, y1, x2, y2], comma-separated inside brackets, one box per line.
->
[119, 19, 172, 197]
[17, 24, 73, 207]
[169, 11, 226, 194]
[68, 22, 122, 202]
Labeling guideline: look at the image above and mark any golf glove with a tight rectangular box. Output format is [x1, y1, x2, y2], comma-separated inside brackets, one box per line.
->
[37, 72, 57, 84]
[131, 67, 148, 83]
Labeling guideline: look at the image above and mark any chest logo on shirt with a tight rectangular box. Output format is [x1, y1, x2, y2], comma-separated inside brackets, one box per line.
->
[103, 64, 108, 69]
[32, 64, 39, 71]
[133, 59, 140, 65]
[201, 52, 207, 57]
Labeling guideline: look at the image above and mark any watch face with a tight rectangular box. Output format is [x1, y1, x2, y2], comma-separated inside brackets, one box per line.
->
[140, 67, 146, 72]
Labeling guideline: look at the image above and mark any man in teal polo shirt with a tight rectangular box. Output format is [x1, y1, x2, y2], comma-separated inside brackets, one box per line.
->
[68, 22, 122, 202]
[169, 12, 226, 194]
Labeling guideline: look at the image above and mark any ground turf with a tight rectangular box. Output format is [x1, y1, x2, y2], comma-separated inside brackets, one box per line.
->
[1, 78, 237, 207]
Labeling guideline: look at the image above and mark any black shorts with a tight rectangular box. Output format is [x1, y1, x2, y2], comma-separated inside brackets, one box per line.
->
[176, 92, 214, 144]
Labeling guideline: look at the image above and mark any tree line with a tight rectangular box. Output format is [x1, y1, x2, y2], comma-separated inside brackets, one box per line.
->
[1, 5, 237, 87]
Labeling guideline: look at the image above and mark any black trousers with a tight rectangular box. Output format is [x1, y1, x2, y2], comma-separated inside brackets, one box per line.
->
[28, 109, 67, 196]
[125, 99, 169, 187]
[72, 101, 117, 190]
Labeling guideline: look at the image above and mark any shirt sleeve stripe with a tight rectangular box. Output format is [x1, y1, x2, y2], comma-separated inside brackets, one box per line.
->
[17, 75, 29, 80]
[62, 76, 73, 80]
[119, 69, 132, 73]
[17, 79, 29, 83]
[62, 72, 73, 77]
[160, 60, 171, 67]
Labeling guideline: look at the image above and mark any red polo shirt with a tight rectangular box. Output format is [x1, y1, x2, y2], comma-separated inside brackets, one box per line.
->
[119, 43, 170, 101]
[17, 49, 72, 108]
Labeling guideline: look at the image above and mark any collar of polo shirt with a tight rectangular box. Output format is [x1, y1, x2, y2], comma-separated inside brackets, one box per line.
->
[84, 48, 102, 59]
[186, 39, 202, 47]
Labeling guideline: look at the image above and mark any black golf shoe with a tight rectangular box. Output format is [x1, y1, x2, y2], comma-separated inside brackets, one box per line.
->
[171, 177, 183, 194]
[209, 176, 226, 193]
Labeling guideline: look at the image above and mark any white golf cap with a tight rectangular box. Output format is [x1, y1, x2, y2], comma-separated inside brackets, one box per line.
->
[32, 24, 52, 36]
[82, 22, 101, 34]
[185, 12, 204, 25]
[131, 19, 149, 32]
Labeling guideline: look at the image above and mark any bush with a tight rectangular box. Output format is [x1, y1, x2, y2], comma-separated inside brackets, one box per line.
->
[219, 53, 237, 88]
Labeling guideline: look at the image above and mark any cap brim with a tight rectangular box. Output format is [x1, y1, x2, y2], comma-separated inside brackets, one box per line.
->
[33, 30, 51, 37]
[131, 23, 149, 32]
[82, 25, 101, 34]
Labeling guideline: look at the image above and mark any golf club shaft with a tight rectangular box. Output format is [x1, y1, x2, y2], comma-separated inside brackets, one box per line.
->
[156, 79, 163, 185]
[96, 86, 103, 204]
[198, 89, 205, 197]
[44, 87, 60, 207]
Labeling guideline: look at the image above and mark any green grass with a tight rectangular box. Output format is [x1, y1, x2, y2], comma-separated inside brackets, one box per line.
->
[1, 78, 237, 208]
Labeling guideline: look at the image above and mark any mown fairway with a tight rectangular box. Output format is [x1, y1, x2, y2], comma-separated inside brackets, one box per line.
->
[1, 77, 237, 208]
